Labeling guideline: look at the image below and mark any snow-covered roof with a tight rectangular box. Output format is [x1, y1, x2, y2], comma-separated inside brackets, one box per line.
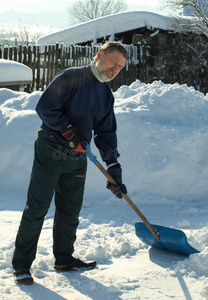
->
[0, 59, 32, 85]
[37, 11, 188, 47]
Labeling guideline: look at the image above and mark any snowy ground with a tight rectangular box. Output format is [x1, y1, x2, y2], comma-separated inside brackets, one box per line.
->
[0, 80, 208, 299]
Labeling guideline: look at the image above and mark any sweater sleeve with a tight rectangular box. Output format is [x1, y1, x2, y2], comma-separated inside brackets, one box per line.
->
[36, 72, 71, 131]
[93, 100, 120, 166]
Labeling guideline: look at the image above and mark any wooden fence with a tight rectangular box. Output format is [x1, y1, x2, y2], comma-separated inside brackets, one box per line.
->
[0, 43, 139, 92]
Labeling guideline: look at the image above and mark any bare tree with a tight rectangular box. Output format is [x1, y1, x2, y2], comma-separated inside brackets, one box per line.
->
[68, 0, 127, 24]
[160, 0, 208, 36]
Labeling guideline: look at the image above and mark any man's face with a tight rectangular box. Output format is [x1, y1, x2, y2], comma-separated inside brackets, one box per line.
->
[94, 49, 126, 82]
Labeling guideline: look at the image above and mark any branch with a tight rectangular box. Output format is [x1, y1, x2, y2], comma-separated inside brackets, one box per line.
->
[68, 0, 127, 24]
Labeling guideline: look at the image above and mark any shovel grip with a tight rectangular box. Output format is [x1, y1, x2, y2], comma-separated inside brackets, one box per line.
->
[84, 142, 160, 242]
[95, 161, 160, 242]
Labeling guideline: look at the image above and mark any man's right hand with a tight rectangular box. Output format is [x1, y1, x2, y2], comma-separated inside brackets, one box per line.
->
[61, 126, 87, 152]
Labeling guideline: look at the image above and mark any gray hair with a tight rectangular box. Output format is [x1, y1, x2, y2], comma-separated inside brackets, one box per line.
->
[101, 41, 128, 60]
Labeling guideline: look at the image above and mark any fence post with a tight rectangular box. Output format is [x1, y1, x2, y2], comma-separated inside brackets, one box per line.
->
[60, 44, 65, 70]
[55, 43, 59, 75]
[18, 45, 22, 63]
[3, 46, 8, 59]
[27, 45, 32, 70]
[36, 46, 41, 90]
[13, 46, 17, 61]
[41, 45, 47, 91]
[9, 46, 13, 60]
[32, 45, 37, 91]
[50, 44, 55, 80]
[23, 46, 27, 65]
[136, 44, 140, 80]
[71, 46, 75, 67]
[27, 45, 34, 90]
[46, 45, 51, 86]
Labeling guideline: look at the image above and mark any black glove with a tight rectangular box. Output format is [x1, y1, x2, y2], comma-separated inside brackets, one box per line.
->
[61, 126, 87, 153]
[107, 163, 127, 199]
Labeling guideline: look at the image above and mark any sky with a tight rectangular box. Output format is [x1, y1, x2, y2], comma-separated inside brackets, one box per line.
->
[0, 0, 173, 29]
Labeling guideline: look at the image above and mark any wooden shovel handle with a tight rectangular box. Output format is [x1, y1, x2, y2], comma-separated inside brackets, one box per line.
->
[95, 161, 160, 242]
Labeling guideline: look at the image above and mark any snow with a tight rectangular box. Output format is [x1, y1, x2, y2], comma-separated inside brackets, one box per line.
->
[0, 59, 32, 83]
[37, 11, 192, 47]
[1, 80, 208, 299]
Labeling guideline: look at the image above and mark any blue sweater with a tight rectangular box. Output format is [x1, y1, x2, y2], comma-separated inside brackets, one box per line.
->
[36, 65, 119, 165]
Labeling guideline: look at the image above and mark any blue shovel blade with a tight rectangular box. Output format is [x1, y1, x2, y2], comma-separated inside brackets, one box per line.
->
[135, 222, 200, 256]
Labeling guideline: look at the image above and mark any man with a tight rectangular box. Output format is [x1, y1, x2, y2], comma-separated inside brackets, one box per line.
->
[12, 41, 128, 285]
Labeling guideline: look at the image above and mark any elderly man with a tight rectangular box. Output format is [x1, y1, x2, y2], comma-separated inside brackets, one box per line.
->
[12, 41, 128, 285]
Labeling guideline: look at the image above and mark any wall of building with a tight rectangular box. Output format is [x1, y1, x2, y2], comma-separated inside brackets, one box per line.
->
[132, 29, 208, 94]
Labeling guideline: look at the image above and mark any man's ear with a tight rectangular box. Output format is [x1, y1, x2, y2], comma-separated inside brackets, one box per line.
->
[96, 49, 103, 60]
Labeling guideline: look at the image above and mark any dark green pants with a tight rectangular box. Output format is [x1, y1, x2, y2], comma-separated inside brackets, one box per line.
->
[12, 130, 87, 270]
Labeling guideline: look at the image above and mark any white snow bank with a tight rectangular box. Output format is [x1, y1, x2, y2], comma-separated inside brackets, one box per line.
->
[0, 59, 32, 83]
[114, 81, 208, 202]
[0, 89, 41, 191]
[1, 81, 208, 203]
[37, 11, 190, 47]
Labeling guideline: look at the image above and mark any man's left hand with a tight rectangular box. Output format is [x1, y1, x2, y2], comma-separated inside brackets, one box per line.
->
[106, 163, 127, 198]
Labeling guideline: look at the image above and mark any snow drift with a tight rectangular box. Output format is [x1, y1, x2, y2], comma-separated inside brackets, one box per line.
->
[1, 80, 208, 202]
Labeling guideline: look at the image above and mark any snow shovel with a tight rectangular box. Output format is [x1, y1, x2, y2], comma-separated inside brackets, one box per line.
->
[84, 143, 200, 256]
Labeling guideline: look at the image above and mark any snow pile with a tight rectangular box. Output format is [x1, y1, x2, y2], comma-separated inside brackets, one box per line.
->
[0, 59, 32, 83]
[0, 80, 208, 299]
[114, 81, 208, 202]
[0, 89, 41, 191]
[37, 11, 191, 47]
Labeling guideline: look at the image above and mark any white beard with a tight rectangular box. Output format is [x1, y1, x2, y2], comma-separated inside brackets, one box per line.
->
[90, 61, 115, 82]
